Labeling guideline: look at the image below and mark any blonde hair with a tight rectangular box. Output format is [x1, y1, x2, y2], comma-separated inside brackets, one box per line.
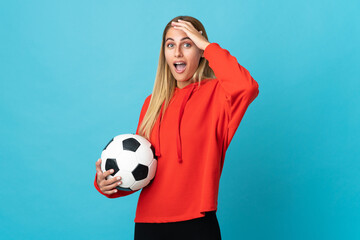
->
[138, 16, 216, 140]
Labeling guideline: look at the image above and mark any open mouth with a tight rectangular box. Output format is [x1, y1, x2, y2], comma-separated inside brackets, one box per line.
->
[173, 62, 187, 73]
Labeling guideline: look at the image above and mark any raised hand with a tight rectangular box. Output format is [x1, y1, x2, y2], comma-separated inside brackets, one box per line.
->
[171, 19, 210, 51]
[95, 158, 122, 195]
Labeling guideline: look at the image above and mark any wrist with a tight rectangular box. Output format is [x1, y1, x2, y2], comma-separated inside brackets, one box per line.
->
[202, 42, 210, 50]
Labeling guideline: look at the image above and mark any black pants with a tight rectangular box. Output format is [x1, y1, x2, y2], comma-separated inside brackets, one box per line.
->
[134, 211, 221, 240]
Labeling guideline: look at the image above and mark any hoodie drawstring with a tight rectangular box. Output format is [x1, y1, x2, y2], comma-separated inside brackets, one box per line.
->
[176, 84, 196, 163]
[155, 100, 165, 158]
[154, 83, 197, 163]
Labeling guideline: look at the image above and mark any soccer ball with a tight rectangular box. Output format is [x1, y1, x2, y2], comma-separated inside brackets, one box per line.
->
[100, 134, 157, 191]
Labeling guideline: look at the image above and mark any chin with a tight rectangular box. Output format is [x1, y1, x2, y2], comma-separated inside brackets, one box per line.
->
[171, 73, 186, 81]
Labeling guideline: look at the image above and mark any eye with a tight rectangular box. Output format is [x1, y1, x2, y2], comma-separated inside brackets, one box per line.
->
[184, 43, 191, 47]
[166, 43, 174, 48]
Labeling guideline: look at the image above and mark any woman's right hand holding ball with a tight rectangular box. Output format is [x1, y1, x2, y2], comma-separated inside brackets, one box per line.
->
[95, 158, 122, 194]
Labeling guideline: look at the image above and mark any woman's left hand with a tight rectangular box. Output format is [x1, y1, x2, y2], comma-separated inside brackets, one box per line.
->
[171, 19, 210, 51]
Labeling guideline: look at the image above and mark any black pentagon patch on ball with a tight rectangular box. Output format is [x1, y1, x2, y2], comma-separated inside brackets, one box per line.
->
[103, 138, 114, 150]
[105, 158, 119, 176]
[123, 138, 140, 152]
[132, 164, 149, 181]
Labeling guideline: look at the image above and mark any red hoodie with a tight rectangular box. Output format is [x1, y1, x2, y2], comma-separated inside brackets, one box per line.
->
[94, 42, 259, 223]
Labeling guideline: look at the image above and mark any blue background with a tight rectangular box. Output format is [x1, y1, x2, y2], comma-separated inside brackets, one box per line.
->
[1, 0, 359, 239]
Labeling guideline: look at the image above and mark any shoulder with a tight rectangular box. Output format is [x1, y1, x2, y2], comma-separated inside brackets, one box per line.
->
[140, 93, 152, 111]
[201, 78, 231, 103]
[145, 94, 152, 104]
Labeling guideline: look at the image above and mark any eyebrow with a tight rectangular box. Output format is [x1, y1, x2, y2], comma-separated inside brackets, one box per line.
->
[165, 37, 191, 42]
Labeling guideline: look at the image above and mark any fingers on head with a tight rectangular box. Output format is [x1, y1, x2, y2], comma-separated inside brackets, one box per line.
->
[178, 19, 190, 25]
[180, 20, 195, 29]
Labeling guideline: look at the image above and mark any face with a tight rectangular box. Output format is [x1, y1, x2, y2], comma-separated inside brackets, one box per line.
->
[164, 26, 203, 89]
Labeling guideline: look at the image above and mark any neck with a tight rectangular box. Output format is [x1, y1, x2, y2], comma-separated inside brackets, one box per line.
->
[176, 79, 196, 89]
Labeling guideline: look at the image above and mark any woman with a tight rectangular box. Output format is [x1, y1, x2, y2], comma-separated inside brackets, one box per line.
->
[94, 16, 259, 240]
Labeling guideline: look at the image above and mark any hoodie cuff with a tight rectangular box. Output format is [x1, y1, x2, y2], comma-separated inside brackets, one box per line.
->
[203, 42, 221, 59]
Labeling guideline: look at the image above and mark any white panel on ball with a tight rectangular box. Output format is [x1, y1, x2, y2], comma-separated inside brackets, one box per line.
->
[131, 179, 150, 191]
[117, 151, 138, 172]
[118, 170, 135, 188]
[136, 146, 154, 166]
[147, 159, 157, 180]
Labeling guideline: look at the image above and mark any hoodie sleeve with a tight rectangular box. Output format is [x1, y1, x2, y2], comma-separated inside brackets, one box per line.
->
[93, 94, 152, 198]
[203, 42, 259, 147]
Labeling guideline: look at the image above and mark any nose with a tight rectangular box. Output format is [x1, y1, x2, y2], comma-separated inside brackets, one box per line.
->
[175, 45, 183, 57]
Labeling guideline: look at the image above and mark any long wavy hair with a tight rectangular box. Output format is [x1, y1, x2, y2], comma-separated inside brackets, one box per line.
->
[138, 16, 216, 140]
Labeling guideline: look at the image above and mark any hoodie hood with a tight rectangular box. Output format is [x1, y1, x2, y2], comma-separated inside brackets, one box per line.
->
[154, 80, 208, 163]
